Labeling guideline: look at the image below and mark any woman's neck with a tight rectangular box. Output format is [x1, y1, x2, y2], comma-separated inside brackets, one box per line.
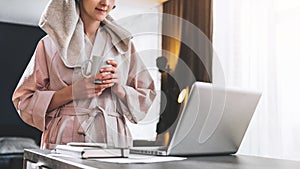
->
[81, 16, 101, 44]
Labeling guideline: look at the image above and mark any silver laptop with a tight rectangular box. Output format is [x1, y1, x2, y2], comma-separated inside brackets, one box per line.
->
[130, 82, 261, 156]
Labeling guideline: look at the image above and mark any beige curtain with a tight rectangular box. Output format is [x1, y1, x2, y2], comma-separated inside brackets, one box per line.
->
[157, 0, 213, 139]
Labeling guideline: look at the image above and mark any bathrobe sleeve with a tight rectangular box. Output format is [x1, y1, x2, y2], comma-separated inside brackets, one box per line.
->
[117, 43, 156, 124]
[12, 39, 55, 131]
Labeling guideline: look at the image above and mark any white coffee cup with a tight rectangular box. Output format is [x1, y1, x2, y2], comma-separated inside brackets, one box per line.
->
[94, 57, 114, 84]
[81, 56, 114, 84]
[81, 55, 101, 78]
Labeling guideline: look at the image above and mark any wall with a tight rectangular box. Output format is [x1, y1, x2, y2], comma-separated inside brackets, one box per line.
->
[0, 0, 49, 26]
[0, 22, 45, 144]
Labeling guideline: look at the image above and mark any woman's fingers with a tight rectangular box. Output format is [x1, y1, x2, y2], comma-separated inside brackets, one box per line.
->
[99, 60, 117, 74]
[94, 71, 118, 82]
[72, 60, 121, 100]
[72, 77, 113, 99]
[100, 66, 116, 74]
[107, 59, 118, 67]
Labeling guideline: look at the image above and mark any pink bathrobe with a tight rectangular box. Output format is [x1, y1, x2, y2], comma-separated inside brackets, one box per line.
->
[12, 32, 156, 149]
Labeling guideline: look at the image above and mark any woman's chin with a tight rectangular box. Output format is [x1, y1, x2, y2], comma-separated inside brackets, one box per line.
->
[94, 13, 107, 22]
[96, 16, 106, 22]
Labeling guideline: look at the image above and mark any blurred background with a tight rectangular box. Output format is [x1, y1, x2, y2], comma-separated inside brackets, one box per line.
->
[1, 0, 300, 165]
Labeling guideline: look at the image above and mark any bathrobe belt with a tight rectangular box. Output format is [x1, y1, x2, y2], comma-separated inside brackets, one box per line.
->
[48, 106, 121, 137]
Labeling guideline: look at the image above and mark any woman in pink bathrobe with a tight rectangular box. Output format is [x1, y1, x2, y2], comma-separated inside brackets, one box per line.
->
[12, 0, 156, 149]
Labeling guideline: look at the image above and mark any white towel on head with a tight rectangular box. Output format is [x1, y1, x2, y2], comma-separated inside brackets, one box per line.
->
[38, 0, 132, 68]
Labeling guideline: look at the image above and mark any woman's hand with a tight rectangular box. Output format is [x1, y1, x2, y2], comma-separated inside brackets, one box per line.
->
[73, 59, 126, 100]
[97, 60, 126, 100]
[72, 74, 113, 100]
[48, 70, 114, 112]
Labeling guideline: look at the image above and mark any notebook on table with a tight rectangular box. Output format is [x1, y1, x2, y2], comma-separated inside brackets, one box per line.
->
[130, 82, 261, 156]
[55, 142, 129, 158]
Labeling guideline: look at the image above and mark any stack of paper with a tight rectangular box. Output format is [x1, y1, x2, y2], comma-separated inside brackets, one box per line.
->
[55, 142, 129, 159]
